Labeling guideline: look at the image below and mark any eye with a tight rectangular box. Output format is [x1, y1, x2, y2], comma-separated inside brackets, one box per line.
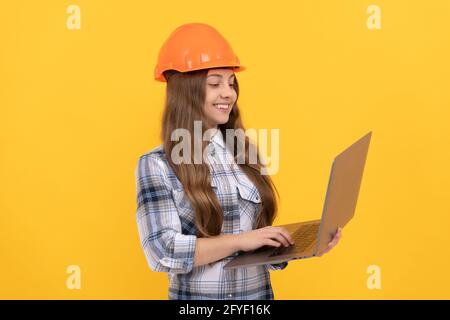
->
[209, 84, 219, 87]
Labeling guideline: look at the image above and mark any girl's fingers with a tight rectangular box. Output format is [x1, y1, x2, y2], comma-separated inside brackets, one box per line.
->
[272, 227, 294, 245]
[318, 230, 343, 257]
[282, 229, 295, 245]
[331, 230, 342, 244]
[327, 236, 340, 249]
[271, 232, 289, 247]
[265, 239, 281, 248]
[329, 238, 338, 248]
[279, 231, 294, 246]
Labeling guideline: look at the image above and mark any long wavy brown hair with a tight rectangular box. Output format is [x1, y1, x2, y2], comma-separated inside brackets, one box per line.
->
[161, 68, 279, 238]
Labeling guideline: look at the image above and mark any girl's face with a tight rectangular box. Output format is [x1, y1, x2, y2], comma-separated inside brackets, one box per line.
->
[203, 68, 237, 129]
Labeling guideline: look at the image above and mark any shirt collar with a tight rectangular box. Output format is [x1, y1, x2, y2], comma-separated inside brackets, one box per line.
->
[210, 129, 226, 150]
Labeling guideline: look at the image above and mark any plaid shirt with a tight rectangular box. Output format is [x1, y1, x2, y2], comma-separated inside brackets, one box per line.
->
[135, 130, 288, 300]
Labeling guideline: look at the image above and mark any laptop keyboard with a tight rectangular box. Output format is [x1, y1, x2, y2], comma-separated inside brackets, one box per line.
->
[270, 223, 320, 257]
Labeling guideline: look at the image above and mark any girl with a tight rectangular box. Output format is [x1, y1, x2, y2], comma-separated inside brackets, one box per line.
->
[135, 23, 341, 300]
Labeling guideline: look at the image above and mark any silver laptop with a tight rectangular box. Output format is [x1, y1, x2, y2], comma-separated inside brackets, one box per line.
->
[223, 131, 372, 269]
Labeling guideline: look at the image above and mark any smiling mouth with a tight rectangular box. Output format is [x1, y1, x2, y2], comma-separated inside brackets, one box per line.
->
[213, 103, 231, 110]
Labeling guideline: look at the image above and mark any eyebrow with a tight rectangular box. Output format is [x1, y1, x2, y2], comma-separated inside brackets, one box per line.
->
[207, 74, 235, 80]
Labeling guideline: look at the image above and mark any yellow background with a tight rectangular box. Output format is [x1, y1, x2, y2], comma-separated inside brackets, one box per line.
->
[1, 0, 449, 299]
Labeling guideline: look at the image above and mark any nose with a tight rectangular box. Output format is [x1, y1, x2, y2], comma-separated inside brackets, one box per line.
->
[220, 84, 234, 99]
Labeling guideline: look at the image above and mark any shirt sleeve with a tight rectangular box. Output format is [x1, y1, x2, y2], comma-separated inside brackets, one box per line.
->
[135, 154, 197, 274]
[267, 262, 289, 271]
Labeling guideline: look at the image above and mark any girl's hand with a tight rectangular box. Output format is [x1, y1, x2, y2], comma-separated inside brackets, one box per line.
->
[316, 227, 343, 257]
[235, 226, 295, 252]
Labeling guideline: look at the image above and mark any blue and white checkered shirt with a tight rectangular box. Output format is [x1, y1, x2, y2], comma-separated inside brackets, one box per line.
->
[135, 130, 288, 300]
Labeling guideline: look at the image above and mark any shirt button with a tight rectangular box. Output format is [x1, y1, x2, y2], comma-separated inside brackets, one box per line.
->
[228, 294, 233, 298]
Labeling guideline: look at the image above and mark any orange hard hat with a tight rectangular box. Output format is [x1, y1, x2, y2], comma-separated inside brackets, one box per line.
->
[154, 23, 245, 82]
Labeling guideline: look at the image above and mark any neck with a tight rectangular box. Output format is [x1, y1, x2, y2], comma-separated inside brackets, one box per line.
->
[204, 125, 219, 141]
